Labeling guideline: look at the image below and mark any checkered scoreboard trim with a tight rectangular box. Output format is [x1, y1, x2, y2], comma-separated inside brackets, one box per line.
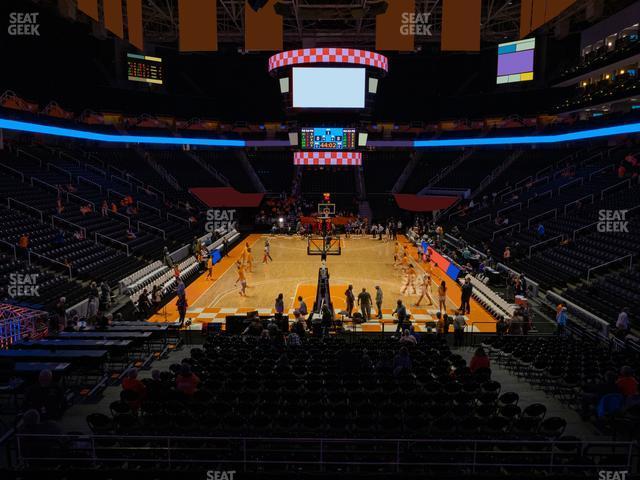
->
[268, 49, 389, 72]
[294, 151, 362, 166]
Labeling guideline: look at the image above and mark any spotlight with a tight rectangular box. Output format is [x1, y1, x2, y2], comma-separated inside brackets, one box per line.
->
[248, 0, 269, 12]
[278, 217, 284, 223]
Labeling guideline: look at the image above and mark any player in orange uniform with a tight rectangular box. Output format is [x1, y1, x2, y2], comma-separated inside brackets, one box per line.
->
[235, 261, 247, 296]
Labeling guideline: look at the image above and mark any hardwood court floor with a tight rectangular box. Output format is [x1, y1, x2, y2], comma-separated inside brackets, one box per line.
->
[164, 235, 496, 333]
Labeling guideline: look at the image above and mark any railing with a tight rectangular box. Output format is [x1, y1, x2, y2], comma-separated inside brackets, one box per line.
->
[528, 234, 563, 258]
[135, 184, 159, 200]
[572, 222, 598, 241]
[107, 188, 125, 201]
[66, 192, 95, 211]
[601, 178, 631, 200]
[167, 212, 190, 226]
[86, 163, 106, 177]
[587, 254, 634, 282]
[15, 147, 42, 166]
[0, 238, 17, 259]
[465, 214, 491, 229]
[588, 163, 614, 180]
[500, 187, 521, 202]
[496, 262, 539, 297]
[491, 223, 520, 241]
[0, 162, 24, 182]
[546, 290, 609, 336]
[95, 232, 129, 256]
[557, 176, 584, 194]
[514, 175, 533, 188]
[111, 174, 133, 191]
[137, 201, 161, 216]
[526, 189, 553, 208]
[47, 162, 72, 182]
[497, 202, 521, 217]
[58, 150, 82, 167]
[107, 210, 131, 228]
[77, 176, 103, 193]
[526, 208, 557, 228]
[30, 176, 58, 194]
[51, 216, 86, 237]
[28, 250, 72, 279]
[564, 193, 594, 214]
[137, 221, 165, 239]
[7, 198, 43, 223]
[13, 434, 636, 474]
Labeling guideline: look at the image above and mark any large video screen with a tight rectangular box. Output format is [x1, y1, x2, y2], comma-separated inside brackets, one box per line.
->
[300, 127, 357, 150]
[496, 38, 535, 84]
[292, 67, 365, 109]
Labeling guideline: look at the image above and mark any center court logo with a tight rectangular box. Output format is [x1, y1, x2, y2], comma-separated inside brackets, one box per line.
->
[8, 273, 39, 297]
[400, 12, 433, 36]
[597, 209, 629, 233]
[205, 209, 237, 232]
[8, 12, 40, 36]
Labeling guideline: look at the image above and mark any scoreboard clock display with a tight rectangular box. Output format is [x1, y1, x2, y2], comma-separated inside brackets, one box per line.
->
[127, 53, 163, 85]
[300, 127, 356, 150]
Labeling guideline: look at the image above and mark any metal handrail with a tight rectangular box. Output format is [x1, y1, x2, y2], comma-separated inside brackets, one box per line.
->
[528, 234, 563, 258]
[0, 162, 24, 182]
[107, 210, 131, 228]
[497, 202, 521, 216]
[0, 238, 17, 259]
[15, 147, 42, 166]
[526, 208, 557, 228]
[86, 163, 106, 177]
[47, 162, 72, 182]
[51, 215, 86, 237]
[587, 254, 634, 281]
[30, 176, 58, 194]
[28, 250, 72, 279]
[491, 222, 521, 240]
[572, 221, 598, 241]
[526, 189, 553, 208]
[77, 176, 103, 193]
[137, 200, 161, 216]
[110, 174, 132, 191]
[588, 163, 614, 180]
[557, 176, 584, 194]
[95, 232, 130, 256]
[66, 192, 95, 210]
[7, 198, 43, 223]
[601, 178, 631, 200]
[167, 212, 190, 226]
[137, 220, 166, 239]
[564, 193, 594, 214]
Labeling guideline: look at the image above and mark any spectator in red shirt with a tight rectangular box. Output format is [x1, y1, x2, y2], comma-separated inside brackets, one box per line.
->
[122, 368, 146, 410]
[175, 363, 200, 397]
[469, 346, 491, 373]
[616, 366, 639, 397]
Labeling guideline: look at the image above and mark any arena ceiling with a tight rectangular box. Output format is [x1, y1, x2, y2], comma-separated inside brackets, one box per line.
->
[140, 0, 537, 48]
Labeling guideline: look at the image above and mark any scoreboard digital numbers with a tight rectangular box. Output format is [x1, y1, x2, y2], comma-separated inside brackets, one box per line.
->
[300, 127, 357, 150]
[127, 53, 163, 85]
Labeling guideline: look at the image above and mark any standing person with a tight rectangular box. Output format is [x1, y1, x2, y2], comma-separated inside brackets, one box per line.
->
[393, 299, 408, 333]
[297, 296, 308, 317]
[357, 288, 372, 322]
[460, 276, 473, 314]
[453, 309, 467, 347]
[176, 294, 188, 327]
[437, 280, 447, 314]
[401, 265, 417, 295]
[345, 285, 355, 318]
[556, 306, 568, 336]
[414, 274, 433, 307]
[87, 282, 99, 318]
[245, 247, 253, 272]
[236, 261, 247, 296]
[206, 251, 214, 279]
[151, 284, 162, 309]
[263, 239, 273, 263]
[616, 308, 630, 337]
[275, 293, 285, 315]
[375, 286, 384, 319]
[393, 242, 401, 267]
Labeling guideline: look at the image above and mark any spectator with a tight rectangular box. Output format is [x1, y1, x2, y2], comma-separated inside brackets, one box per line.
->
[176, 295, 188, 326]
[275, 293, 285, 315]
[460, 276, 473, 314]
[122, 368, 146, 410]
[297, 296, 308, 317]
[616, 308, 630, 337]
[357, 288, 372, 321]
[580, 371, 618, 420]
[18, 233, 29, 251]
[556, 306, 568, 336]
[616, 366, 639, 397]
[290, 310, 306, 338]
[176, 278, 186, 298]
[393, 347, 412, 376]
[375, 285, 384, 319]
[22, 370, 67, 420]
[345, 285, 355, 317]
[399, 329, 417, 345]
[436, 311, 445, 337]
[393, 300, 408, 333]
[469, 347, 490, 373]
[536, 223, 545, 238]
[453, 309, 467, 347]
[175, 363, 200, 397]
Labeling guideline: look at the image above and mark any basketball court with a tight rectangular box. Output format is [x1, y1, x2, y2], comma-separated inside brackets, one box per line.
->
[153, 234, 497, 333]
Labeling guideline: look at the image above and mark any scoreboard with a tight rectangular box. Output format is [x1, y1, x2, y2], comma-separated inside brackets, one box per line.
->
[300, 127, 357, 150]
[127, 53, 163, 85]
